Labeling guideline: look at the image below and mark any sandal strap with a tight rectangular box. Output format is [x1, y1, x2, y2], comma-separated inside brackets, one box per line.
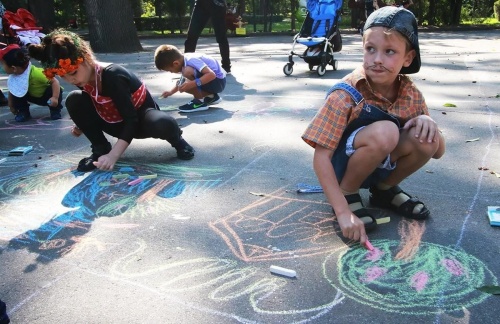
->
[344, 193, 362, 204]
[398, 197, 430, 220]
[370, 185, 430, 219]
[342, 193, 377, 232]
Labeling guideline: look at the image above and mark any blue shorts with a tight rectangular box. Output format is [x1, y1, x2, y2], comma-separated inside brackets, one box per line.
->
[332, 125, 396, 189]
[194, 71, 226, 94]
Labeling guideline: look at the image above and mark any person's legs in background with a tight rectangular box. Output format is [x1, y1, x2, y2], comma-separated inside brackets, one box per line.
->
[185, 0, 211, 53]
[211, 3, 231, 73]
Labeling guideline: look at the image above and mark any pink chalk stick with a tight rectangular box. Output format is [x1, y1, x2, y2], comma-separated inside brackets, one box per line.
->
[364, 239, 374, 251]
[127, 178, 144, 186]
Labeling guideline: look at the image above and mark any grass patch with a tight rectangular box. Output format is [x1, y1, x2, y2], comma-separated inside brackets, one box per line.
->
[461, 17, 500, 25]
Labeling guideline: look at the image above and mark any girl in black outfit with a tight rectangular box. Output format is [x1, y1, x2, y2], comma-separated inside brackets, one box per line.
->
[28, 29, 194, 172]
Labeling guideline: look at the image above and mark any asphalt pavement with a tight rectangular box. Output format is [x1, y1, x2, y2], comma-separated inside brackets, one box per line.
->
[0, 30, 499, 323]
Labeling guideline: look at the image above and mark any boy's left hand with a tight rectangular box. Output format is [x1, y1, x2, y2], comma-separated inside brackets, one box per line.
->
[178, 81, 196, 93]
[403, 115, 439, 143]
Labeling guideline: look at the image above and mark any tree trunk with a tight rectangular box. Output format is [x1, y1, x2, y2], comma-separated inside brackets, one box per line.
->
[450, 0, 462, 25]
[27, 0, 56, 33]
[237, 0, 245, 15]
[84, 0, 142, 53]
[427, 0, 436, 25]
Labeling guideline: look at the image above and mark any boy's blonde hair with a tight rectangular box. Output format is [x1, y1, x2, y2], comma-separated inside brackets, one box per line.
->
[154, 45, 183, 70]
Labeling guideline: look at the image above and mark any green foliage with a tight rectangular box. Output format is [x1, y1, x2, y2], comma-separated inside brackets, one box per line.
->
[494, 0, 500, 21]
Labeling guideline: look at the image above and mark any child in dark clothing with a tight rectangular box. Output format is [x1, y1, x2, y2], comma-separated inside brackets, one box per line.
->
[0, 44, 63, 122]
[28, 29, 194, 172]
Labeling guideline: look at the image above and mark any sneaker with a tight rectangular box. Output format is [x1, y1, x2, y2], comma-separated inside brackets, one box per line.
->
[204, 93, 221, 106]
[178, 99, 208, 113]
[50, 109, 62, 120]
[223, 65, 231, 74]
[15, 112, 31, 122]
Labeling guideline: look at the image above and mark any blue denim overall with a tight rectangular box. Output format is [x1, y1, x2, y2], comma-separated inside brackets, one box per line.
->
[328, 82, 400, 188]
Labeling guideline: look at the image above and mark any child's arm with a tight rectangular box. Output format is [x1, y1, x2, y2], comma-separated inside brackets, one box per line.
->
[313, 145, 368, 244]
[93, 139, 129, 171]
[7, 92, 17, 115]
[48, 78, 61, 107]
[160, 86, 178, 99]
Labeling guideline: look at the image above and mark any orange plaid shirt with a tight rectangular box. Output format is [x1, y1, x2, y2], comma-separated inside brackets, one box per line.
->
[302, 66, 429, 151]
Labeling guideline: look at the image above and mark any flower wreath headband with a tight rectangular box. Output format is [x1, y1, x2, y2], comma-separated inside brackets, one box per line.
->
[42, 30, 84, 79]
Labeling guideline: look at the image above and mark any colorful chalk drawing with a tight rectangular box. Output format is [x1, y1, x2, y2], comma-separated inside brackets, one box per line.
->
[322, 240, 498, 315]
[106, 238, 345, 323]
[0, 160, 223, 260]
[211, 189, 498, 316]
[209, 188, 335, 262]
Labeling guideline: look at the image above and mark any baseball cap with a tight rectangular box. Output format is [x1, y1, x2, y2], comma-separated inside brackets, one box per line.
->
[0, 44, 28, 67]
[363, 6, 420, 74]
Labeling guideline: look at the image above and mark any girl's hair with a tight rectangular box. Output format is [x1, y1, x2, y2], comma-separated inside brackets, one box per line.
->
[154, 45, 183, 70]
[1, 47, 29, 68]
[28, 29, 95, 75]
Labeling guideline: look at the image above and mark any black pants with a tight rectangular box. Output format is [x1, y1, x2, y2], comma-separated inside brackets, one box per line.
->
[11, 86, 63, 113]
[66, 90, 183, 154]
[185, 0, 231, 70]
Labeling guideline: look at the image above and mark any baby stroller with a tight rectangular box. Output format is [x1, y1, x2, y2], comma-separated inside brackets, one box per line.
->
[283, 0, 343, 76]
[2, 8, 45, 46]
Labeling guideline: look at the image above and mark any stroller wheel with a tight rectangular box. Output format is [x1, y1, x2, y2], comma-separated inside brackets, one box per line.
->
[283, 64, 293, 76]
[317, 65, 326, 76]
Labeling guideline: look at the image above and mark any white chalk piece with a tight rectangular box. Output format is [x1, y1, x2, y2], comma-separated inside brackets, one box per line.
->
[270, 265, 296, 278]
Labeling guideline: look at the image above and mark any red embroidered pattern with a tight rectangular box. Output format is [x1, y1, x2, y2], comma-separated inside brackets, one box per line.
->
[83, 66, 147, 123]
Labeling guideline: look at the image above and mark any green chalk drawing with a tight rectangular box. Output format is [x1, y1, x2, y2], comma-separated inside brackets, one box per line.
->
[323, 240, 497, 315]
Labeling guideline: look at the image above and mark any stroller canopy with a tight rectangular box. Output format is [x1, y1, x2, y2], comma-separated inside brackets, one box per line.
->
[305, 0, 343, 37]
[307, 0, 343, 19]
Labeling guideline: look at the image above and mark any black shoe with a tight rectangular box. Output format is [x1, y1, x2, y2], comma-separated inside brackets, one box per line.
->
[77, 143, 112, 172]
[175, 138, 195, 160]
[77, 155, 98, 172]
[177, 144, 195, 160]
[222, 65, 231, 74]
[50, 109, 62, 120]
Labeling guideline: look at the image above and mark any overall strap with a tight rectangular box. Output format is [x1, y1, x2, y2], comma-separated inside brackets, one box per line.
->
[325, 82, 364, 105]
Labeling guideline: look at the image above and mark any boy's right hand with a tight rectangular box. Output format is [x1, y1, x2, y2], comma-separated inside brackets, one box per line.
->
[336, 210, 368, 245]
[159, 90, 172, 99]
